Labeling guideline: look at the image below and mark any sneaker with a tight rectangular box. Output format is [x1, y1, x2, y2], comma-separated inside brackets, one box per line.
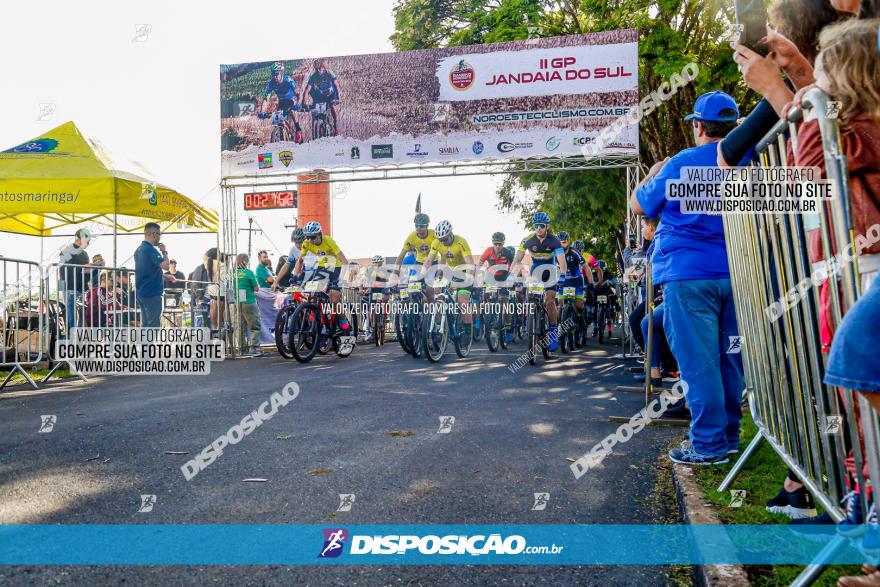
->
[668, 440, 729, 466]
[766, 487, 818, 519]
[505, 331, 513, 343]
[839, 490, 866, 537]
[548, 325, 558, 352]
[365, 327, 373, 340]
[664, 399, 690, 419]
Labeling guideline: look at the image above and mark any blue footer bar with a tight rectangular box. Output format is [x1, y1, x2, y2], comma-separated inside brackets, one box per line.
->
[0, 524, 870, 565]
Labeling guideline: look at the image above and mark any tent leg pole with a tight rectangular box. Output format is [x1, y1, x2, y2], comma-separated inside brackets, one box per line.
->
[113, 213, 118, 267]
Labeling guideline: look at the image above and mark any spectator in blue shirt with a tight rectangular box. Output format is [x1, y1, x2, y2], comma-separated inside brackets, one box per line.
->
[134, 222, 170, 327]
[631, 91, 745, 466]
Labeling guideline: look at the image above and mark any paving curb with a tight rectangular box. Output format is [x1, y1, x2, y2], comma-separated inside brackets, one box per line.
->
[671, 462, 752, 587]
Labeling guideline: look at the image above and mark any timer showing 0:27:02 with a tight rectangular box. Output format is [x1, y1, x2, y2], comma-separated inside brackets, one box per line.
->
[243, 190, 298, 211]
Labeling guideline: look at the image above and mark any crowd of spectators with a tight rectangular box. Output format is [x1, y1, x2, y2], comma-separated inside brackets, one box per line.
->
[623, 2, 879, 582]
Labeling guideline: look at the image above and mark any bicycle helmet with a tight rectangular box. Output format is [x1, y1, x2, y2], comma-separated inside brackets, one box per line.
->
[371, 254, 384, 264]
[598, 259, 607, 270]
[435, 220, 453, 239]
[556, 231, 570, 241]
[291, 228, 305, 242]
[573, 240, 586, 252]
[491, 231, 505, 244]
[271, 62, 284, 73]
[414, 213, 430, 227]
[302, 221, 322, 236]
[532, 211, 550, 226]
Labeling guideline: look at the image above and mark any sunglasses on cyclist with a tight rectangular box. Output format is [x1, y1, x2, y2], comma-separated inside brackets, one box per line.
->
[306, 234, 321, 241]
[492, 241, 504, 246]
[533, 223, 548, 229]
[415, 224, 428, 228]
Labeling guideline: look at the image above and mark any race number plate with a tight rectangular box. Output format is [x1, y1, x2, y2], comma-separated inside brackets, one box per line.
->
[527, 284, 544, 295]
[305, 280, 326, 292]
[407, 282, 422, 292]
[371, 292, 384, 301]
[484, 286, 498, 294]
[563, 287, 576, 296]
[434, 278, 449, 288]
[399, 290, 409, 299]
[597, 295, 608, 303]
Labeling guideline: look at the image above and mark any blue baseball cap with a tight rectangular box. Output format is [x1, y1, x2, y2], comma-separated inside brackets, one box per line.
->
[684, 91, 739, 122]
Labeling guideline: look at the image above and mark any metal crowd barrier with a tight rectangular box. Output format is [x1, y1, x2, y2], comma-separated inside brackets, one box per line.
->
[718, 88, 878, 585]
[43, 263, 142, 383]
[0, 258, 45, 389]
[0, 261, 222, 387]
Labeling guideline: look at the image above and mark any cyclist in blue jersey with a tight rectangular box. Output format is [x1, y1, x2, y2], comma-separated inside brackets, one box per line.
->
[556, 231, 589, 314]
[512, 211, 567, 352]
[300, 60, 340, 137]
[259, 62, 303, 143]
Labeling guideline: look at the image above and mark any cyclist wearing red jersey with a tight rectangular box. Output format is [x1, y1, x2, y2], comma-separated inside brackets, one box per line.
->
[479, 232, 515, 288]
[480, 232, 516, 343]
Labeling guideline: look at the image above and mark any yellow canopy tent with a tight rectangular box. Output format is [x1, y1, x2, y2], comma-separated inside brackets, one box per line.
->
[0, 121, 218, 261]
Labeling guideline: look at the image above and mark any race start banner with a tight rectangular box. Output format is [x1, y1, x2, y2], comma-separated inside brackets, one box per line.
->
[220, 30, 638, 176]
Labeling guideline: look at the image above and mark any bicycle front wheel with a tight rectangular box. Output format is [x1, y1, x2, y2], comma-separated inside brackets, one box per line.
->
[274, 304, 296, 359]
[289, 302, 321, 363]
[453, 313, 472, 358]
[423, 306, 448, 363]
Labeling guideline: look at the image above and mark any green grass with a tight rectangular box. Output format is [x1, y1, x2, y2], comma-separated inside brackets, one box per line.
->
[688, 413, 862, 586]
[0, 367, 71, 387]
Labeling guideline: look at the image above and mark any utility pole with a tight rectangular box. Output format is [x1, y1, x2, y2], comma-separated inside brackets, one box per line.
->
[238, 217, 262, 260]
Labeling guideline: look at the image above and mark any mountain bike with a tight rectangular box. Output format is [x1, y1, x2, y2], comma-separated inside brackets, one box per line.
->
[364, 288, 388, 346]
[287, 271, 356, 363]
[274, 285, 308, 358]
[592, 286, 614, 345]
[557, 285, 582, 354]
[525, 282, 551, 365]
[484, 285, 512, 352]
[268, 109, 300, 144]
[423, 283, 472, 362]
[306, 101, 337, 140]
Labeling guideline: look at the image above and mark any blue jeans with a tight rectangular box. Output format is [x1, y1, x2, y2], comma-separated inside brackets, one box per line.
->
[662, 279, 744, 457]
[640, 303, 665, 370]
[64, 290, 79, 334]
[139, 296, 163, 328]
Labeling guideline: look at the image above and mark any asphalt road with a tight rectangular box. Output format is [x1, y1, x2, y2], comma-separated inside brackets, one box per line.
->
[0, 335, 683, 586]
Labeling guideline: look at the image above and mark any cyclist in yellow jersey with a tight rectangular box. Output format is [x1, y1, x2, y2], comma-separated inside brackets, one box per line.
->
[422, 219, 475, 339]
[292, 221, 352, 332]
[395, 213, 435, 264]
[394, 213, 436, 302]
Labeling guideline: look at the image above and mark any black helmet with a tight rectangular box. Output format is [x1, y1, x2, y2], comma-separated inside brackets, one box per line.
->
[491, 232, 505, 244]
[557, 231, 570, 242]
[414, 213, 430, 227]
[573, 240, 585, 252]
[291, 228, 305, 242]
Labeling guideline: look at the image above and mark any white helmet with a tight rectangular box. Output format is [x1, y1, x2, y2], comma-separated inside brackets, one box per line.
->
[435, 219, 453, 239]
[371, 255, 384, 264]
[302, 221, 322, 236]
